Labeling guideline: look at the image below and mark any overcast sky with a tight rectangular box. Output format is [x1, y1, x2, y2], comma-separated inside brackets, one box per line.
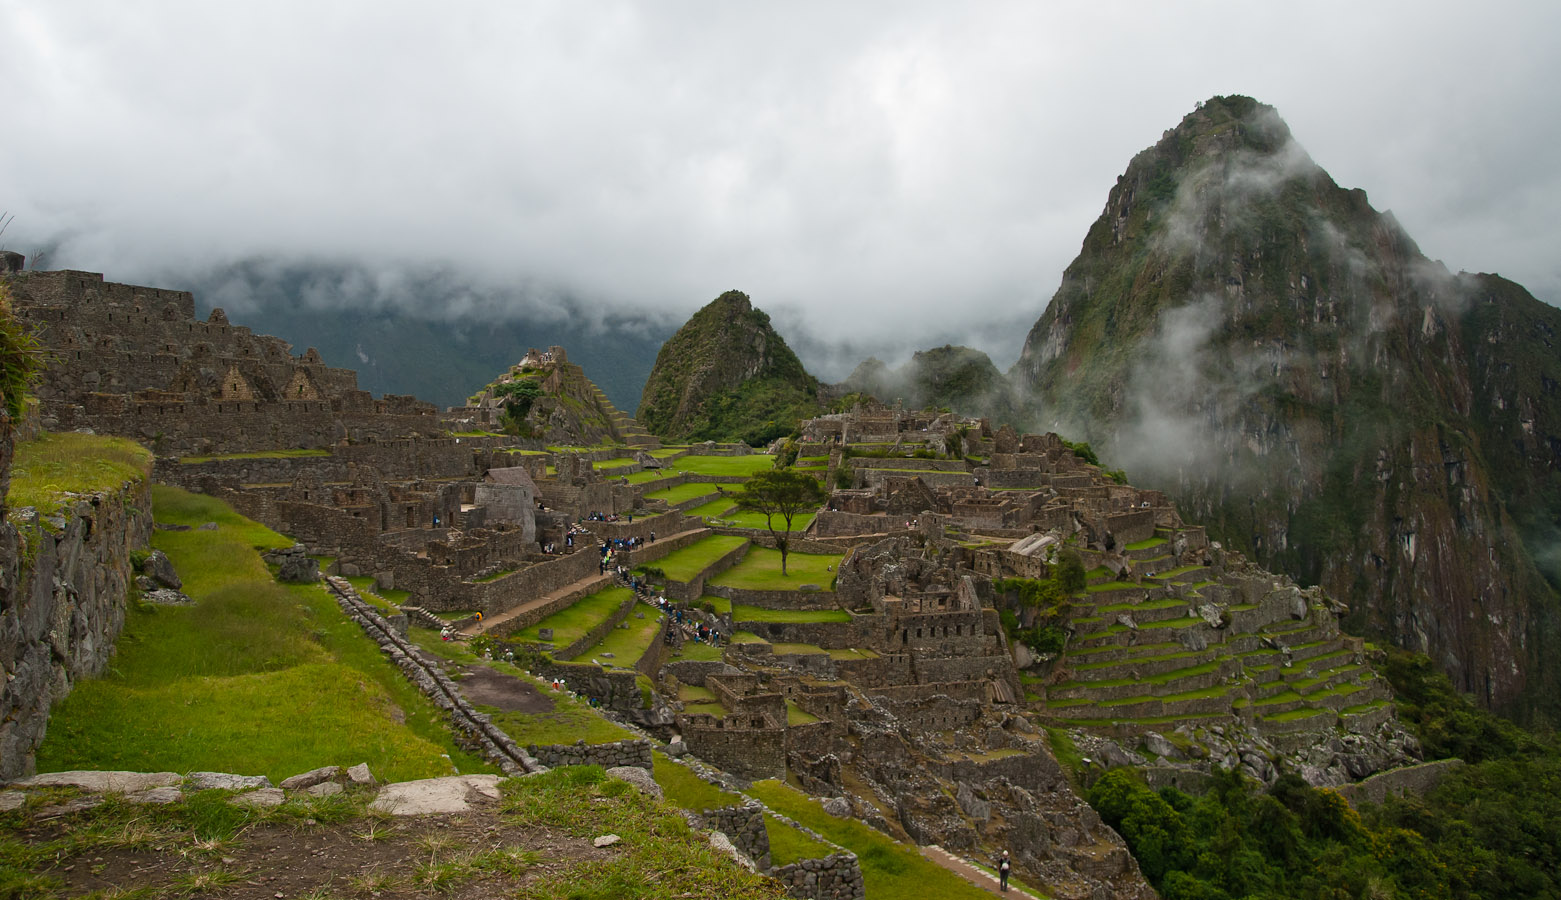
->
[4, 1, 1558, 373]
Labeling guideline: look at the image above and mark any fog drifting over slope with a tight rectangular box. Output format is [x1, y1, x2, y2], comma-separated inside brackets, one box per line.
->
[3, 1, 1559, 377]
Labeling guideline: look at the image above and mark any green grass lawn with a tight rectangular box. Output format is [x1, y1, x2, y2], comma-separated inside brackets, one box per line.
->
[718, 510, 817, 531]
[770, 643, 827, 656]
[731, 604, 849, 623]
[652, 752, 741, 811]
[626, 469, 680, 485]
[730, 631, 766, 644]
[36, 485, 487, 783]
[652, 535, 749, 582]
[665, 455, 777, 477]
[709, 547, 842, 592]
[668, 641, 724, 662]
[646, 482, 725, 505]
[687, 497, 739, 518]
[8, 432, 152, 514]
[573, 608, 663, 668]
[700, 594, 733, 615]
[178, 448, 331, 464]
[785, 700, 819, 725]
[516, 587, 635, 648]
[678, 685, 716, 702]
[747, 780, 998, 900]
[484, 697, 635, 745]
[767, 815, 834, 866]
[650, 447, 689, 458]
[593, 457, 641, 470]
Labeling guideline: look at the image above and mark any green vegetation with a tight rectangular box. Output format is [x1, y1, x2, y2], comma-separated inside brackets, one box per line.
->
[995, 551, 1086, 654]
[724, 468, 826, 575]
[721, 509, 816, 531]
[709, 547, 843, 591]
[645, 482, 723, 505]
[666, 454, 779, 477]
[651, 534, 748, 582]
[0, 286, 43, 419]
[485, 697, 634, 746]
[748, 780, 997, 900]
[500, 767, 787, 899]
[179, 448, 330, 463]
[516, 587, 634, 648]
[731, 604, 850, 623]
[1082, 649, 1561, 900]
[8, 432, 152, 514]
[652, 752, 740, 811]
[573, 610, 662, 668]
[687, 496, 738, 518]
[766, 815, 834, 866]
[636, 291, 821, 445]
[36, 486, 485, 782]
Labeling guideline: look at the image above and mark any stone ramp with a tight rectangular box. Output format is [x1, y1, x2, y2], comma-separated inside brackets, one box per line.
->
[462, 527, 711, 637]
[589, 385, 660, 448]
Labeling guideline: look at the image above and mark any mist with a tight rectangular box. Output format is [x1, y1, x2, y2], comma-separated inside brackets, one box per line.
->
[4, 1, 1560, 383]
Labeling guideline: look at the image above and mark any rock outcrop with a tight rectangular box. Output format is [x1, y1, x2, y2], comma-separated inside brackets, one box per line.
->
[637, 291, 820, 445]
[1011, 95, 1561, 719]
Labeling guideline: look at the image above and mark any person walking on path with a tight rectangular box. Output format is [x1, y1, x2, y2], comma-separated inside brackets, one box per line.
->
[998, 850, 1011, 892]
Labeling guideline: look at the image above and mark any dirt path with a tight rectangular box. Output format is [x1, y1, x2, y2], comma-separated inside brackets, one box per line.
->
[920, 844, 1046, 898]
[454, 664, 555, 713]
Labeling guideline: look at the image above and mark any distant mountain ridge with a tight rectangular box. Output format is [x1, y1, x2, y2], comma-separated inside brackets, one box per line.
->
[176, 261, 672, 411]
[1009, 95, 1561, 718]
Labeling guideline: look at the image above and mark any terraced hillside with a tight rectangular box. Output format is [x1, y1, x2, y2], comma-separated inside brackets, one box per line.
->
[1032, 523, 1395, 759]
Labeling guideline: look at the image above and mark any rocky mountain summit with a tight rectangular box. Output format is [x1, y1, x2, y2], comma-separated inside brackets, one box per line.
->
[1008, 95, 1561, 719]
[636, 291, 821, 445]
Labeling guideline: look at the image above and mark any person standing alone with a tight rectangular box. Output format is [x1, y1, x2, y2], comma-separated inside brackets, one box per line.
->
[998, 850, 1011, 892]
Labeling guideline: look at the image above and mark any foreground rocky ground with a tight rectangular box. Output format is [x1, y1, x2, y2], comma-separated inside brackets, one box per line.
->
[0, 768, 786, 900]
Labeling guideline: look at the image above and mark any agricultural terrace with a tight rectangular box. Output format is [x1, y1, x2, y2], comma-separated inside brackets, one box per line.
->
[36, 486, 486, 782]
[649, 535, 748, 582]
[709, 547, 844, 591]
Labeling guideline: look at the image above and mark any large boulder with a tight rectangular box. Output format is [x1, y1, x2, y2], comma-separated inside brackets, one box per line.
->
[141, 551, 182, 590]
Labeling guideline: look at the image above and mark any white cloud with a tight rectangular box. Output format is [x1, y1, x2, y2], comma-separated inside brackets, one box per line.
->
[2, 0, 1558, 368]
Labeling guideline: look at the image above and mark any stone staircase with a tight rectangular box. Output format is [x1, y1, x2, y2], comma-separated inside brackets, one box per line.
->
[461, 526, 710, 638]
[590, 386, 660, 448]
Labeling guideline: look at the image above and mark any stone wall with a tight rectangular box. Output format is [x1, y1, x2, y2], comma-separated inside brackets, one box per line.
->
[527, 739, 653, 770]
[769, 854, 865, 900]
[690, 799, 772, 870]
[0, 474, 152, 779]
[1336, 759, 1464, 807]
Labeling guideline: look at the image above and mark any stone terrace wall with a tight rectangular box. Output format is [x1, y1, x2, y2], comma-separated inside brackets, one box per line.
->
[527, 738, 652, 770]
[0, 478, 152, 779]
[690, 800, 772, 871]
[770, 854, 865, 900]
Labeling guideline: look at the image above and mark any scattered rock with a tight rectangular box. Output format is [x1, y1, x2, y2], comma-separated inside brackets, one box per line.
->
[0, 792, 26, 812]
[346, 763, 377, 788]
[605, 766, 662, 800]
[142, 589, 195, 606]
[1143, 732, 1179, 759]
[154, 522, 191, 532]
[232, 788, 286, 808]
[822, 796, 852, 817]
[133, 575, 158, 592]
[277, 555, 320, 584]
[279, 766, 342, 791]
[141, 550, 182, 589]
[35, 797, 104, 818]
[1197, 603, 1225, 628]
[187, 772, 273, 792]
[17, 771, 181, 794]
[196, 522, 219, 531]
[129, 786, 184, 805]
[306, 782, 343, 798]
[1115, 614, 1138, 630]
[708, 830, 755, 871]
[370, 775, 505, 816]
[593, 834, 622, 848]
[666, 739, 687, 759]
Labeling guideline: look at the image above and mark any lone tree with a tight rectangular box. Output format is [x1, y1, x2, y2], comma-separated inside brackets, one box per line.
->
[726, 468, 826, 576]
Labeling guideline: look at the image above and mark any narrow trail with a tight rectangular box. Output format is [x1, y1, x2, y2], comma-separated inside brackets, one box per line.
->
[920, 845, 1047, 898]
